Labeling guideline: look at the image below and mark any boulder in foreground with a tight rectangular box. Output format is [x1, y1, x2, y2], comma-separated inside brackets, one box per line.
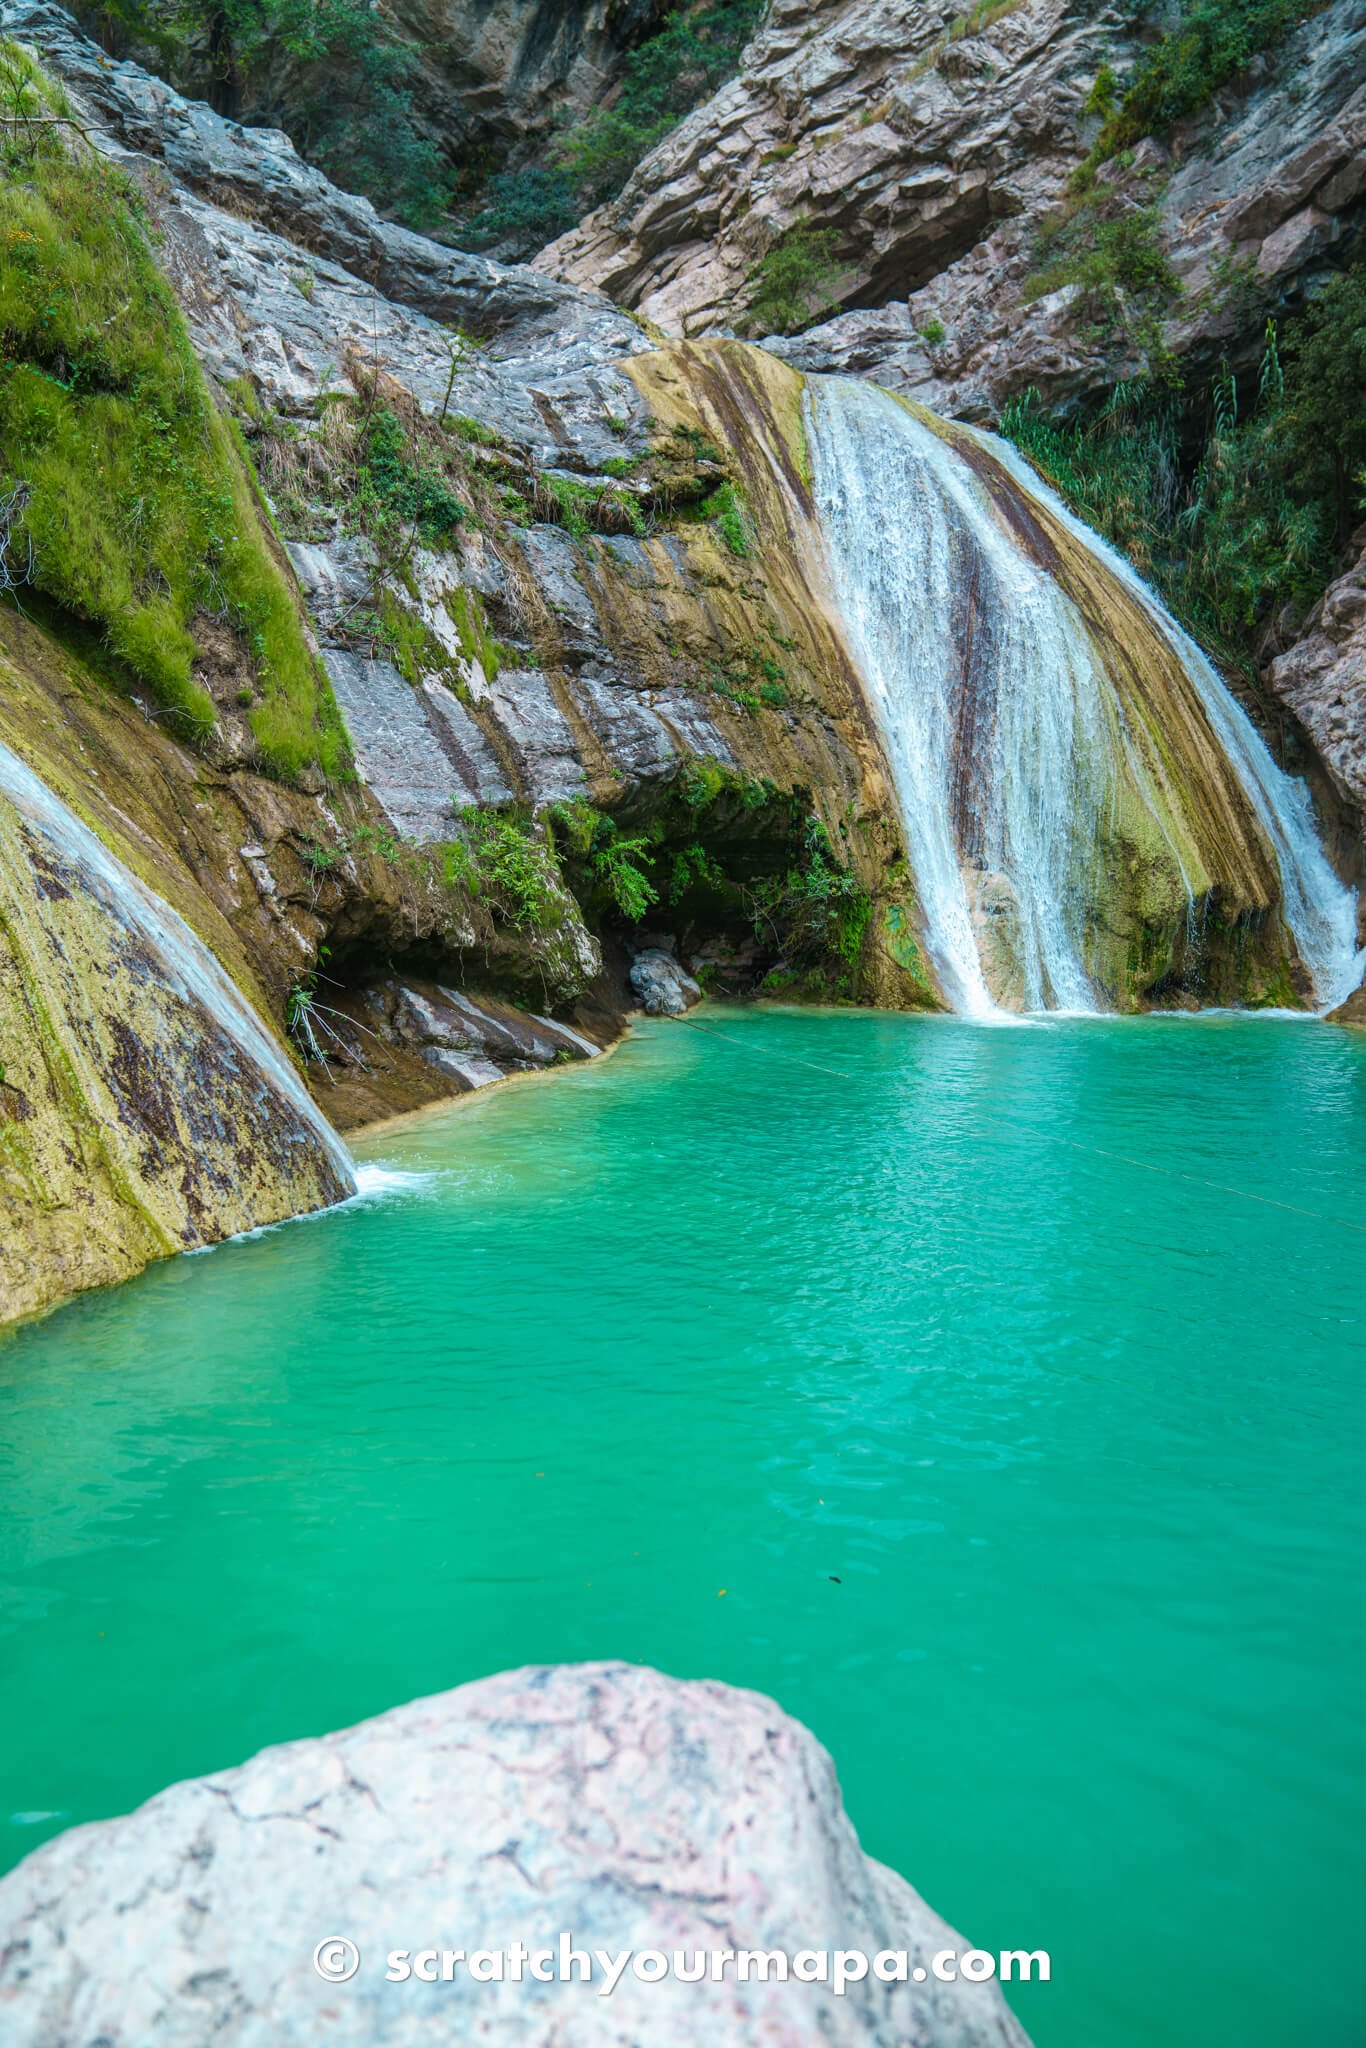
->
[0, 1661, 1031, 2045]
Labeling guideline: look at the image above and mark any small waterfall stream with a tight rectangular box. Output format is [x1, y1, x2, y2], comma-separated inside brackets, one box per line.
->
[0, 736, 356, 1194]
[806, 377, 1362, 1016]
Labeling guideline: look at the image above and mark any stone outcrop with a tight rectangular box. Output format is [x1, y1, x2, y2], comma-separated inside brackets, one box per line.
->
[71, 0, 669, 235]
[538, 0, 1366, 421]
[8, 0, 643, 364]
[1265, 532, 1366, 1011]
[629, 946, 704, 1015]
[317, 979, 606, 1128]
[0, 1661, 1032, 2046]
[1267, 535, 1366, 844]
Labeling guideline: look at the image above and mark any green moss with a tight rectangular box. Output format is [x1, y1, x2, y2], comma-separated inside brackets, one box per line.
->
[699, 479, 754, 557]
[0, 51, 348, 780]
[884, 902, 937, 1004]
[445, 584, 518, 682]
[447, 413, 501, 446]
[374, 589, 451, 687]
[225, 373, 264, 423]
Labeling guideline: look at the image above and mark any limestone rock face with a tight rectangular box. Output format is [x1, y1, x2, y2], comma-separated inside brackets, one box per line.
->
[629, 946, 704, 1015]
[1267, 535, 1366, 1007]
[540, 0, 1124, 343]
[1267, 537, 1366, 834]
[0, 1662, 1032, 2047]
[538, 0, 1366, 419]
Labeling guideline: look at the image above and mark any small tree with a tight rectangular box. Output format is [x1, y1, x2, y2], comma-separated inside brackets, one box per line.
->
[743, 221, 843, 337]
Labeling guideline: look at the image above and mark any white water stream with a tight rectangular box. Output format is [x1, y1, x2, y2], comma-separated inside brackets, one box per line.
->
[0, 735, 356, 1189]
[806, 377, 1363, 1016]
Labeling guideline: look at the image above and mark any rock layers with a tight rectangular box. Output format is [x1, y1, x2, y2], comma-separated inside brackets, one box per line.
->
[538, 0, 1366, 421]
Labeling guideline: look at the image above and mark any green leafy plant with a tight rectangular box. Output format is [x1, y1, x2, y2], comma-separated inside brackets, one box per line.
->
[1083, 0, 1319, 174]
[449, 806, 564, 929]
[750, 815, 871, 973]
[548, 801, 659, 921]
[353, 407, 465, 546]
[742, 220, 843, 336]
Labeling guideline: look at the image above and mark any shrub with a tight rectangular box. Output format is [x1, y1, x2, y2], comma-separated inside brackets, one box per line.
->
[449, 807, 563, 928]
[743, 221, 843, 336]
[1279, 266, 1366, 547]
[751, 816, 871, 971]
[354, 408, 465, 546]
[548, 801, 659, 921]
[457, 165, 578, 254]
[101, 0, 451, 227]
[998, 276, 1366, 669]
[559, 0, 765, 208]
[1089, 0, 1317, 166]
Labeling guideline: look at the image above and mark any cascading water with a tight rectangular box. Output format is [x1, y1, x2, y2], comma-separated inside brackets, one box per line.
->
[984, 431, 1364, 1012]
[805, 376, 1362, 1017]
[0, 735, 356, 1193]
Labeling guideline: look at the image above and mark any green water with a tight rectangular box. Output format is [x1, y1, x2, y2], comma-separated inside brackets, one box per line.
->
[3, 1008, 1364, 2045]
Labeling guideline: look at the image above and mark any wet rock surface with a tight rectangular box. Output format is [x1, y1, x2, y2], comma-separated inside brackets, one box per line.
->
[0, 1661, 1032, 2047]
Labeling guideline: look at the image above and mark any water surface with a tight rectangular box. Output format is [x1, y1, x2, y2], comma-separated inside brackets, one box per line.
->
[3, 1008, 1364, 2047]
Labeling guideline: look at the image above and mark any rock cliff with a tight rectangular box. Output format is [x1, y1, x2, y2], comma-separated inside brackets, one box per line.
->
[0, 1, 1360, 1325]
[0, 1661, 1033, 2046]
[538, 0, 1366, 420]
[1265, 529, 1366, 950]
[0, 4, 932, 1323]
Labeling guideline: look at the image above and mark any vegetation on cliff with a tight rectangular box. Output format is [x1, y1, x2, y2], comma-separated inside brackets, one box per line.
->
[77, 0, 764, 248]
[0, 43, 348, 779]
[458, 0, 765, 255]
[1001, 266, 1366, 674]
[1081, 0, 1328, 178]
[78, 0, 446, 223]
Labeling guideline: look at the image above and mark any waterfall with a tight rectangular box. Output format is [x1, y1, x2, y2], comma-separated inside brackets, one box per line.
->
[0, 736, 356, 1194]
[805, 376, 1362, 1017]
[984, 431, 1364, 1013]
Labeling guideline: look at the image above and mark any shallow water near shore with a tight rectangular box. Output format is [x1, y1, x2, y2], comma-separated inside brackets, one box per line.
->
[3, 1006, 1364, 2046]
